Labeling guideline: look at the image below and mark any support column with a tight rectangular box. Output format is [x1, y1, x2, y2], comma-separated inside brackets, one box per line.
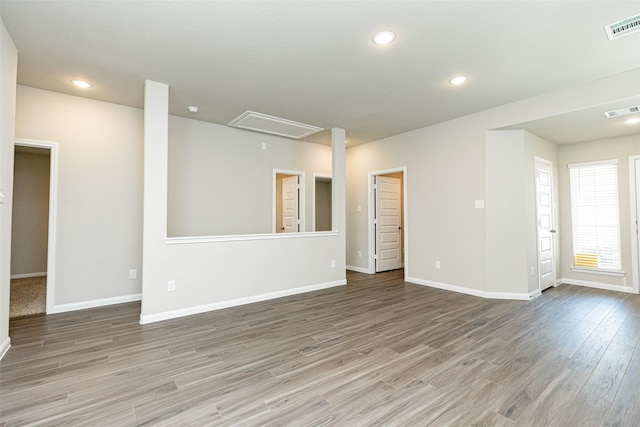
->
[141, 80, 169, 319]
[332, 128, 346, 271]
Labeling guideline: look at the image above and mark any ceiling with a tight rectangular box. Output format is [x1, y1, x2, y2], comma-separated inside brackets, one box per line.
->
[1, 1, 639, 146]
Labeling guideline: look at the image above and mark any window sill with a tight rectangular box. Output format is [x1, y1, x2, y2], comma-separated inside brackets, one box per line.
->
[571, 267, 625, 277]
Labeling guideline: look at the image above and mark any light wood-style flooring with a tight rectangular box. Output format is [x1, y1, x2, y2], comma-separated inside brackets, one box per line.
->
[2, 269, 640, 426]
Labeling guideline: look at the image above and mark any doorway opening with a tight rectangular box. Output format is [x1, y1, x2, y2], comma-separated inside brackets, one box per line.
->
[369, 168, 407, 275]
[274, 170, 304, 233]
[11, 139, 57, 317]
[313, 174, 332, 232]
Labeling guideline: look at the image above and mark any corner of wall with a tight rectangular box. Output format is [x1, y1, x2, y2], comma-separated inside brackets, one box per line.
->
[0, 18, 18, 359]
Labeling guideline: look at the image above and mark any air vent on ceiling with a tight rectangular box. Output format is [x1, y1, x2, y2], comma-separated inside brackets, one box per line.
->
[228, 111, 323, 139]
[604, 14, 640, 40]
[604, 106, 639, 118]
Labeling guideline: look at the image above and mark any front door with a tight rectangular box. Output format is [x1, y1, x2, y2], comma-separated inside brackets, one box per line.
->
[535, 158, 556, 291]
[375, 175, 402, 272]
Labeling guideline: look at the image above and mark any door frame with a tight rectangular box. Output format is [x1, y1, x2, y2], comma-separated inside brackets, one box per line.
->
[312, 173, 332, 232]
[272, 169, 305, 233]
[14, 139, 58, 314]
[534, 156, 557, 294]
[628, 155, 640, 294]
[368, 167, 408, 279]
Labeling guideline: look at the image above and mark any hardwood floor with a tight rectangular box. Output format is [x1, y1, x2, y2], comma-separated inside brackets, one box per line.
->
[2, 269, 640, 426]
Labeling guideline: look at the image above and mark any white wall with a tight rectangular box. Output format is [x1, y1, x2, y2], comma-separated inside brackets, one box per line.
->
[346, 124, 487, 290]
[11, 150, 50, 276]
[141, 81, 346, 323]
[558, 134, 640, 290]
[346, 68, 639, 298]
[168, 116, 332, 236]
[0, 18, 18, 359]
[15, 86, 143, 309]
[485, 130, 559, 297]
[485, 130, 529, 296]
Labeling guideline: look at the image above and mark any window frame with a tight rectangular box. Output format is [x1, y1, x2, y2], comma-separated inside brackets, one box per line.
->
[568, 159, 623, 275]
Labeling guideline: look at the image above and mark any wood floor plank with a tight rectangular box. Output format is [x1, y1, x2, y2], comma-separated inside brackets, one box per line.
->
[604, 349, 640, 427]
[2, 269, 640, 425]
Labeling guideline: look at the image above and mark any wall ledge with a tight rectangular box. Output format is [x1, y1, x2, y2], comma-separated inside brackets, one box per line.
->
[139, 279, 347, 325]
[165, 231, 338, 245]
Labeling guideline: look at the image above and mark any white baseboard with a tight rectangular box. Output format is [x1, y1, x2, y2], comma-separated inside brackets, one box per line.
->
[406, 276, 532, 301]
[529, 289, 542, 299]
[140, 279, 347, 325]
[560, 278, 638, 294]
[10, 272, 47, 279]
[52, 293, 142, 314]
[346, 265, 371, 274]
[0, 336, 11, 360]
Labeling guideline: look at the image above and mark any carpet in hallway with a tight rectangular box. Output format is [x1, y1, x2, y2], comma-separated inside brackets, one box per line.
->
[10, 276, 46, 318]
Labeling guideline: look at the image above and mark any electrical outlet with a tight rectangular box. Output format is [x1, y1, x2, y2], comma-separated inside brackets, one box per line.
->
[435, 261, 441, 269]
[530, 266, 535, 277]
[358, 250, 362, 258]
[331, 259, 336, 268]
[129, 269, 137, 279]
[168, 280, 176, 292]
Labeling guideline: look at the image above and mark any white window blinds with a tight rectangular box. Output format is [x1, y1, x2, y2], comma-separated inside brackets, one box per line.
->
[569, 161, 621, 271]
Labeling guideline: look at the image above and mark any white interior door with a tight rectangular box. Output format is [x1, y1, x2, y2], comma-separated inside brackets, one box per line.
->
[535, 158, 556, 291]
[282, 175, 299, 233]
[375, 175, 402, 272]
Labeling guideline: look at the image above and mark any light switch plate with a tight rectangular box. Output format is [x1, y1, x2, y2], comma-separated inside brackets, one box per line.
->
[475, 200, 485, 209]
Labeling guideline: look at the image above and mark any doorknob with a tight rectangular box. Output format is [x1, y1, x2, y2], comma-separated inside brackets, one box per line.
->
[550, 229, 557, 233]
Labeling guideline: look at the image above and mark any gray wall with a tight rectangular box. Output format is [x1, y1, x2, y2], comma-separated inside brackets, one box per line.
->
[11, 149, 50, 276]
[485, 130, 559, 296]
[15, 85, 144, 308]
[0, 18, 18, 356]
[167, 115, 331, 236]
[346, 69, 638, 298]
[142, 81, 347, 323]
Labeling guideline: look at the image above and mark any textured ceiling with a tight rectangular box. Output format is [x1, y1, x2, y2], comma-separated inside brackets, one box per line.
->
[1, 0, 639, 145]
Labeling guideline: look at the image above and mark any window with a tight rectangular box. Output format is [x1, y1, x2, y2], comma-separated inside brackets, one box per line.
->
[569, 160, 621, 271]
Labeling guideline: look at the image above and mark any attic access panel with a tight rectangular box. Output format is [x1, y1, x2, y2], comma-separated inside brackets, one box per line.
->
[228, 111, 323, 139]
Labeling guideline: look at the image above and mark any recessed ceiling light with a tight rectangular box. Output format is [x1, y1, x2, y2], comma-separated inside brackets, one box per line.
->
[372, 31, 395, 45]
[624, 117, 640, 125]
[449, 75, 468, 86]
[187, 106, 199, 113]
[70, 79, 92, 89]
